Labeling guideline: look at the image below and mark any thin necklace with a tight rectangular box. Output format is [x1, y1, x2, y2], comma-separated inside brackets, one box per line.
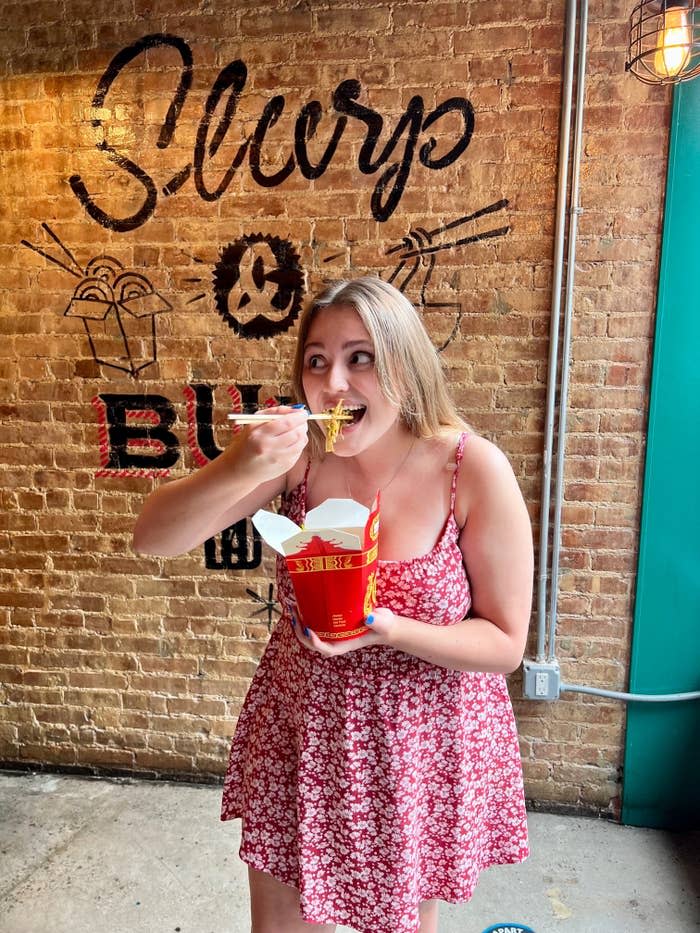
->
[344, 436, 416, 502]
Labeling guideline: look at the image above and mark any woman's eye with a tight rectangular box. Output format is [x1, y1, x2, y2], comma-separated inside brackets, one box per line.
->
[350, 351, 373, 366]
[306, 355, 325, 369]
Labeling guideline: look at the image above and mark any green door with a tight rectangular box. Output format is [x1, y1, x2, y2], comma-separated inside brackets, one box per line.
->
[622, 79, 700, 830]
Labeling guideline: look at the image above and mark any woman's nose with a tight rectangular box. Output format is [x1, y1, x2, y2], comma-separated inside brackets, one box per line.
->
[325, 361, 350, 393]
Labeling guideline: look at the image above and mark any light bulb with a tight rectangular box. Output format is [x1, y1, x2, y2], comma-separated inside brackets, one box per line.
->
[653, 5, 692, 78]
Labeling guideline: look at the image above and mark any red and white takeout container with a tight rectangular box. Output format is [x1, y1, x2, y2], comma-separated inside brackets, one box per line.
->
[252, 497, 380, 641]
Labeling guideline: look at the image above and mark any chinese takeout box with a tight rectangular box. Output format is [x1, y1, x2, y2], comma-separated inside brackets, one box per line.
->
[252, 497, 379, 641]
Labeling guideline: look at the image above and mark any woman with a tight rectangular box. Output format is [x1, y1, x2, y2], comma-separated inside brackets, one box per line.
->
[133, 276, 533, 933]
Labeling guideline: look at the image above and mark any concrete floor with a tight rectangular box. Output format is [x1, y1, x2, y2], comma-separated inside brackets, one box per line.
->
[0, 772, 698, 933]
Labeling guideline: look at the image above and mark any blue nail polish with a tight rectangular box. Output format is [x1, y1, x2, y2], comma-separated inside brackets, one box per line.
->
[366, 614, 374, 625]
[303, 627, 310, 637]
[291, 403, 307, 409]
[291, 615, 297, 628]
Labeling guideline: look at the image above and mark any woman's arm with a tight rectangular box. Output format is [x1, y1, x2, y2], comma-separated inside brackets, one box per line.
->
[132, 407, 309, 557]
[296, 435, 533, 673]
[382, 436, 533, 672]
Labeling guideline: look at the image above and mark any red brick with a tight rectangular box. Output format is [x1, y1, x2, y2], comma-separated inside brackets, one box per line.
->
[240, 9, 313, 38]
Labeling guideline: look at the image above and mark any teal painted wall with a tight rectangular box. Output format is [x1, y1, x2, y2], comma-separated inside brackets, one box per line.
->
[622, 80, 700, 830]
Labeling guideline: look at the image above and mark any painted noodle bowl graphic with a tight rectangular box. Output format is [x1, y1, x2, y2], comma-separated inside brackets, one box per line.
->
[65, 258, 171, 375]
[21, 225, 171, 376]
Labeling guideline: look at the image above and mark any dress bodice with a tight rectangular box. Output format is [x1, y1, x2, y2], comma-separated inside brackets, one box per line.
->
[278, 433, 472, 629]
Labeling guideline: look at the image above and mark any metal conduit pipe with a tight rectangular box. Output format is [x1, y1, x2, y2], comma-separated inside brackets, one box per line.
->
[547, 0, 589, 661]
[535, 0, 579, 662]
[561, 683, 700, 703]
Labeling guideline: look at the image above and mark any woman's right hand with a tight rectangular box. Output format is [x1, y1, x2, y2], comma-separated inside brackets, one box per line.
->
[232, 406, 310, 484]
[133, 406, 309, 557]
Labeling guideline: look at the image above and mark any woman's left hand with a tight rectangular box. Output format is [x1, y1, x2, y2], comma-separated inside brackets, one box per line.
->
[292, 607, 396, 657]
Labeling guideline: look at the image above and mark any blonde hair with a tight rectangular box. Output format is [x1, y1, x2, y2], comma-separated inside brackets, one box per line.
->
[291, 276, 467, 456]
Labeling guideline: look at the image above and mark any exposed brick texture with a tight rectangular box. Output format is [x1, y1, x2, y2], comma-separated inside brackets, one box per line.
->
[0, 0, 670, 817]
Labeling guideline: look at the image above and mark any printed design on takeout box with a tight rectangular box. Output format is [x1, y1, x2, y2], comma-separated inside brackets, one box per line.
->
[364, 571, 377, 618]
[288, 542, 378, 574]
[252, 497, 380, 642]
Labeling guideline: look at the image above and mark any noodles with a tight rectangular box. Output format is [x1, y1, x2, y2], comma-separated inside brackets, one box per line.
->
[324, 400, 347, 453]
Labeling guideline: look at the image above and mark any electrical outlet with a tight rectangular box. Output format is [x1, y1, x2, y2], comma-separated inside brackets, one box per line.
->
[535, 671, 549, 697]
[522, 659, 561, 701]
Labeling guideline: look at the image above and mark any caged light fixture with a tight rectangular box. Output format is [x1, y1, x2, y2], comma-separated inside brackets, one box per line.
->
[626, 0, 700, 84]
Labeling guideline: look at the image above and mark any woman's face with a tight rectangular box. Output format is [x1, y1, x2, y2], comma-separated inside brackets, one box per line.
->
[301, 303, 402, 456]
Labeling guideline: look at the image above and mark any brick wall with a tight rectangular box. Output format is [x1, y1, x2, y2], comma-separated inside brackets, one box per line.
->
[0, 0, 669, 815]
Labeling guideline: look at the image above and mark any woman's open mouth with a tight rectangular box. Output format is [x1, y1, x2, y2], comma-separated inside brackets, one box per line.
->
[343, 405, 366, 426]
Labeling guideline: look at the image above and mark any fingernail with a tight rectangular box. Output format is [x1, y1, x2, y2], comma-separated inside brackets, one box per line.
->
[303, 627, 310, 637]
[365, 614, 374, 625]
[291, 614, 297, 628]
[292, 403, 307, 409]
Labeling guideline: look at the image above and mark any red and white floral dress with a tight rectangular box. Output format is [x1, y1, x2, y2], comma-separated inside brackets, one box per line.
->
[221, 434, 529, 933]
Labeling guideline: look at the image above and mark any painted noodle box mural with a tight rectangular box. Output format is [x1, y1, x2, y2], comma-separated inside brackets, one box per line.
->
[65, 256, 172, 375]
[21, 224, 172, 376]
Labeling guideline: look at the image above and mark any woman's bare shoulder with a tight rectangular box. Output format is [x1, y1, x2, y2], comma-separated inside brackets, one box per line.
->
[461, 433, 513, 473]
[455, 433, 520, 523]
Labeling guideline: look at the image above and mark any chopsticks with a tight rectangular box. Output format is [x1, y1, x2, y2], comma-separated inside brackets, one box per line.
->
[227, 411, 352, 424]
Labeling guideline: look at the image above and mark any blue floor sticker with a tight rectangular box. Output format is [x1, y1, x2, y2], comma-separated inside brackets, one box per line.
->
[481, 925, 536, 933]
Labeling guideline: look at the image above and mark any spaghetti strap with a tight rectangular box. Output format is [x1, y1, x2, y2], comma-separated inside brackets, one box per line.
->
[302, 457, 312, 486]
[283, 456, 312, 504]
[299, 457, 312, 508]
[449, 432, 469, 511]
